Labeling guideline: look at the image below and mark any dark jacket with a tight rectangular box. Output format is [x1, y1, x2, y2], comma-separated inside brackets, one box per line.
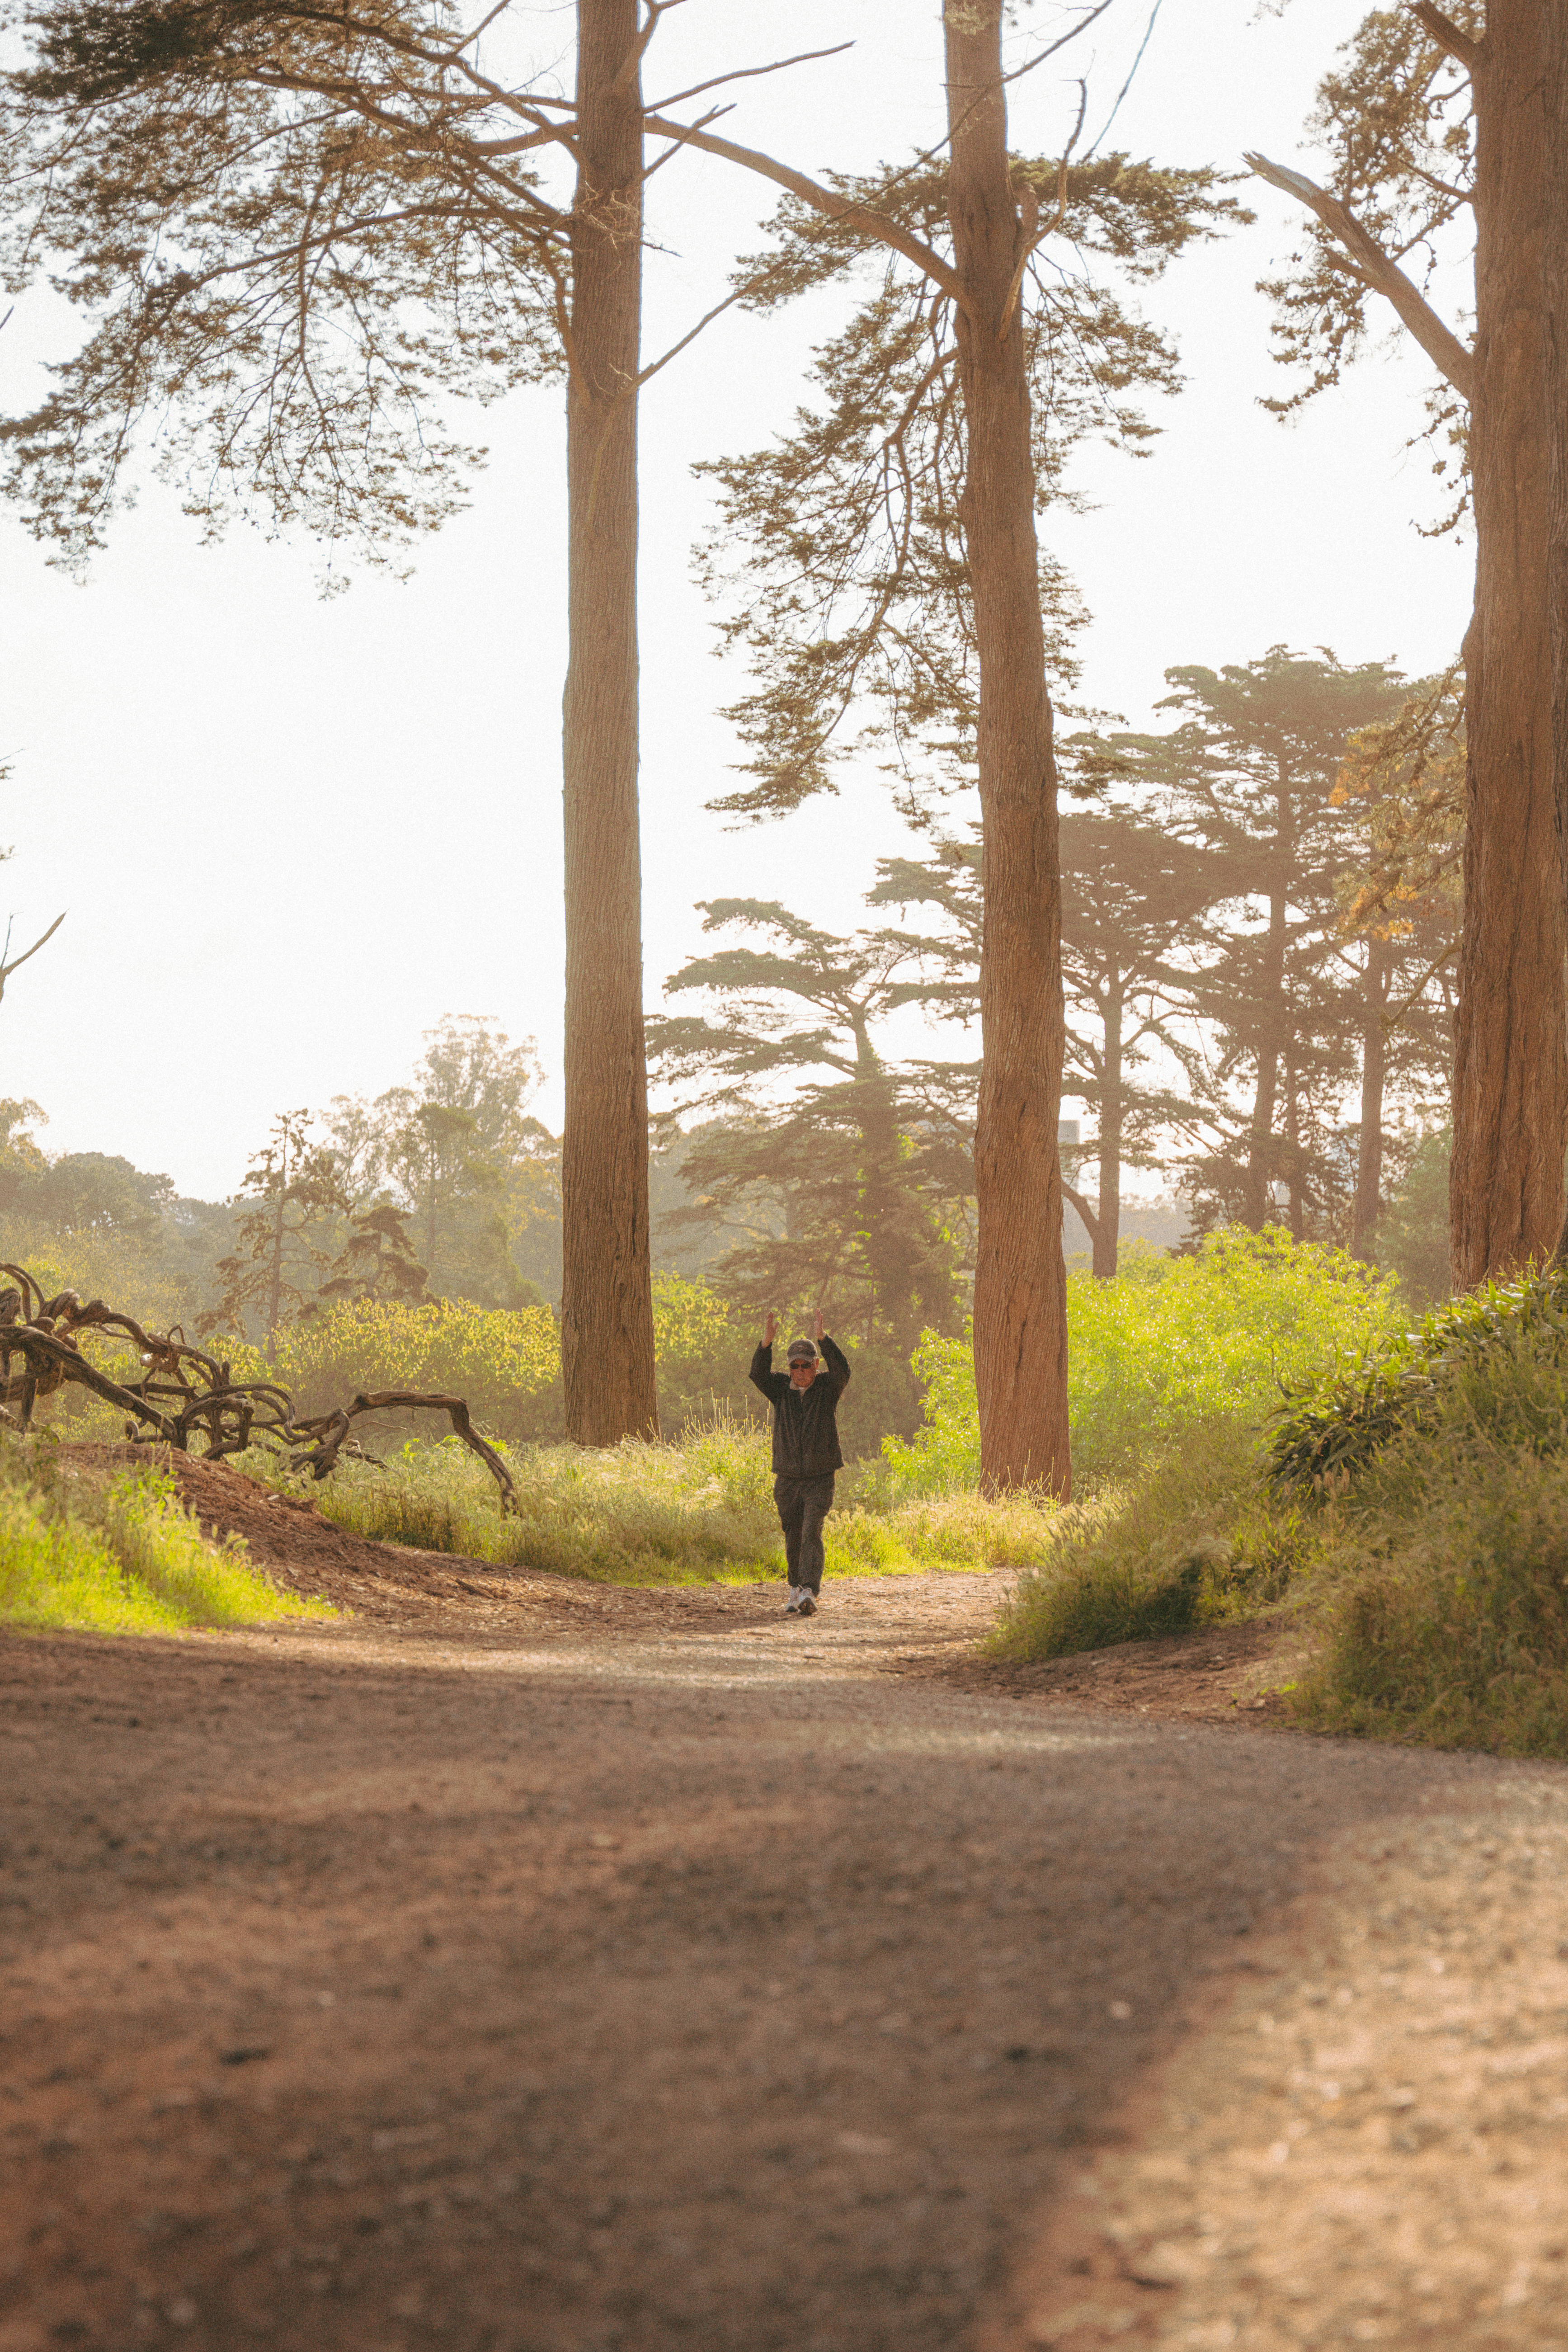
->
[749, 1336, 852, 1478]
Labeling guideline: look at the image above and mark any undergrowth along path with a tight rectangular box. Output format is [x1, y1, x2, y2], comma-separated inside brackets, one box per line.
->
[2, 1565, 1565, 2351]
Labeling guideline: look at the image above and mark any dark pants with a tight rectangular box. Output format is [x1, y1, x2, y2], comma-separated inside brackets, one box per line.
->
[774, 1472, 835, 1593]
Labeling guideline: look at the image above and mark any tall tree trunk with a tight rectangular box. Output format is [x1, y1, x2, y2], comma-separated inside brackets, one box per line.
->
[946, 0, 1069, 1495]
[1546, 0, 1568, 1268]
[1450, 2, 1566, 1287]
[1352, 935, 1389, 1261]
[1094, 987, 1123, 1281]
[560, 0, 659, 1443]
[1283, 1047, 1304, 1240]
[1241, 868, 1288, 1230]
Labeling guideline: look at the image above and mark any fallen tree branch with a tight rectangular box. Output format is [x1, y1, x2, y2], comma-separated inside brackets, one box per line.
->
[0, 1268, 518, 1512]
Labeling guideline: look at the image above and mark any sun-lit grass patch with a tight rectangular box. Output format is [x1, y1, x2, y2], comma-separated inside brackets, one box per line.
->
[0, 1446, 331, 1634]
[231, 1414, 1051, 1585]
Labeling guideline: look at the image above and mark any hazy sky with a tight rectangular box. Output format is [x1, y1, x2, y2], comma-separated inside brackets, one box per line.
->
[0, 0, 1472, 1200]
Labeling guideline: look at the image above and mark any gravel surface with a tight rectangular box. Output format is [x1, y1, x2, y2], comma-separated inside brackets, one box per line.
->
[2, 1510, 1566, 2352]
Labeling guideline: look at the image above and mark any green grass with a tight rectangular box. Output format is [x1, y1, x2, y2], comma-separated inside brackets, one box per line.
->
[1267, 1260, 1568, 1494]
[231, 1416, 1055, 1585]
[986, 1417, 1322, 1660]
[0, 1446, 332, 1635]
[1285, 1333, 1568, 1755]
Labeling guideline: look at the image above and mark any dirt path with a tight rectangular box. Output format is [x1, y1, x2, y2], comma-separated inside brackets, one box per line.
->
[3, 1542, 1567, 2352]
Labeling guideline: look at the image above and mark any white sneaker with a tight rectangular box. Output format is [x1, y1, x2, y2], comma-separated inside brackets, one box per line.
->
[797, 1592, 818, 1617]
[784, 1585, 804, 1614]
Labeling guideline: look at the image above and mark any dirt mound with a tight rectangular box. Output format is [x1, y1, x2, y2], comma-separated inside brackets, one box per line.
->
[65, 1442, 523, 1624]
[57, 1444, 784, 1638]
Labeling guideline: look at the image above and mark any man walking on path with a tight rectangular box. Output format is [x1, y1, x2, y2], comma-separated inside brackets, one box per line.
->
[750, 1309, 852, 1618]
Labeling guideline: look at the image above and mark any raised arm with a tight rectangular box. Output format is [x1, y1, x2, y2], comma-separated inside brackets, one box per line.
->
[819, 1328, 851, 1396]
[750, 1309, 787, 1403]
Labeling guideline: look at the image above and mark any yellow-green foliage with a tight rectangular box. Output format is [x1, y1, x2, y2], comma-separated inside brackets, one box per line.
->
[887, 1230, 1401, 1495]
[0, 1451, 330, 1634]
[0, 1220, 193, 1333]
[234, 1417, 1048, 1585]
[207, 1273, 751, 1446]
[253, 1296, 562, 1436]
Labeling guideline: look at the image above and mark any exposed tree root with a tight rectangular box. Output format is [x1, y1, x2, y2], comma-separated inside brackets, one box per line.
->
[0, 1265, 517, 1510]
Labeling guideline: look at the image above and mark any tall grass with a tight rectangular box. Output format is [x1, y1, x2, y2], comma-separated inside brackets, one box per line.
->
[0, 1447, 331, 1634]
[235, 1417, 1055, 1584]
[988, 1419, 1322, 1660]
[1288, 1332, 1568, 1754]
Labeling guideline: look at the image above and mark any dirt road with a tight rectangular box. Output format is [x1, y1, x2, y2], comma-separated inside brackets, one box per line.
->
[3, 1551, 1567, 2352]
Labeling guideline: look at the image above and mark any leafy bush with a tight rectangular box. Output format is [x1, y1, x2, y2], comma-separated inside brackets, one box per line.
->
[1266, 1263, 1568, 1494]
[0, 1447, 328, 1633]
[987, 1419, 1321, 1660]
[259, 1296, 564, 1441]
[1290, 1347, 1568, 1753]
[887, 1230, 1400, 1496]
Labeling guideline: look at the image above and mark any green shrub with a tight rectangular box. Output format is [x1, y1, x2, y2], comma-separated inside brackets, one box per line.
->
[1267, 1262, 1568, 1494]
[987, 1418, 1322, 1661]
[1289, 1345, 1568, 1754]
[888, 1230, 1399, 1497]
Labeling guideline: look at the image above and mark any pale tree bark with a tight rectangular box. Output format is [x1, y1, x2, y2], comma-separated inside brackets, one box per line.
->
[1241, 830, 1290, 1231]
[1449, 0, 1566, 1287]
[560, 0, 660, 1442]
[1352, 935, 1390, 1261]
[946, 0, 1070, 1494]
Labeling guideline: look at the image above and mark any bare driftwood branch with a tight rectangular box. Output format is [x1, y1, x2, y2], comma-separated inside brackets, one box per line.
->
[0, 910, 66, 1004]
[0, 1266, 518, 1512]
[1244, 151, 1474, 402]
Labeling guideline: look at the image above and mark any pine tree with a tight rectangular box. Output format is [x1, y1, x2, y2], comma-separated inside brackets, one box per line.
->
[871, 813, 1218, 1278]
[1246, 3, 1567, 1285]
[199, 1111, 348, 1359]
[648, 901, 961, 1356]
[685, 53, 1243, 1487]
[317, 1206, 429, 1311]
[1085, 652, 1408, 1237]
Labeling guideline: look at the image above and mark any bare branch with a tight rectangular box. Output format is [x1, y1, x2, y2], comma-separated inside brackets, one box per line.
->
[1245, 151, 1474, 401]
[611, 0, 688, 98]
[1060, 1180, 1102, 1246]
[0, 909, 65, 1004]
[648, 42, 854, 114]
[1001, 0, 1118, 89]
[0, 1265, 518, 1509]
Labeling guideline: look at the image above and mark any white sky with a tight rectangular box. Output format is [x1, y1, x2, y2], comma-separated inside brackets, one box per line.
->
[0, 0, 1472, 1200]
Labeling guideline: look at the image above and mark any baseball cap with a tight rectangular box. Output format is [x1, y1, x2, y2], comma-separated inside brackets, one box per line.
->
[786, 1339, 818, 1363]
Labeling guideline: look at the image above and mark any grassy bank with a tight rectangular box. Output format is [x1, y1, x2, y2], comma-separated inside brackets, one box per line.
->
[0, 1444, 331, 1635]
[991, 1262, 1568, 1758]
